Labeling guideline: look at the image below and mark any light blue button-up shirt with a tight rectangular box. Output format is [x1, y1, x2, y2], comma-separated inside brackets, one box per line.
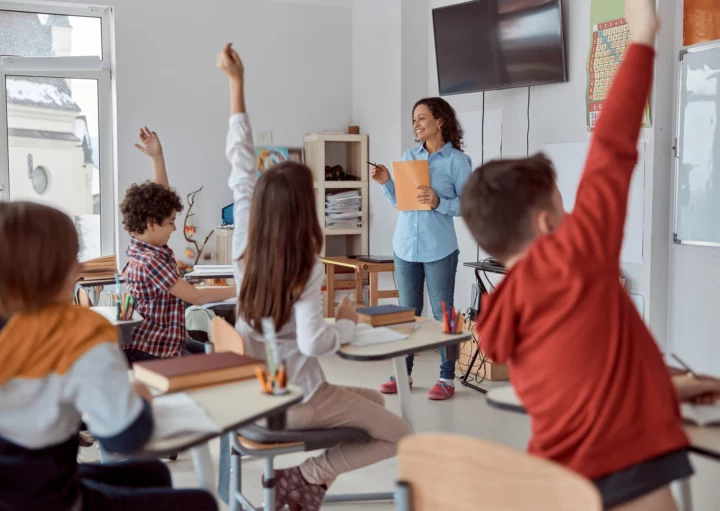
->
[381, 142, 472, 263]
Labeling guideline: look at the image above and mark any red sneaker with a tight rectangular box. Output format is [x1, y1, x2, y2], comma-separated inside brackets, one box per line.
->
[428, 380, 455, 400]
[378, 376, 413, 394]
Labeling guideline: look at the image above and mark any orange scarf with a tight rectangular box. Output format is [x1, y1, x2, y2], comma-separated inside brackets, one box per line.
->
[0, 304, 118, 385]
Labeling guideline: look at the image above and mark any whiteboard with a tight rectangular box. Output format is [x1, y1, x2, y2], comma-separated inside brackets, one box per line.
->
[674, 42, 720, 246]
[542, 141, 645, 264]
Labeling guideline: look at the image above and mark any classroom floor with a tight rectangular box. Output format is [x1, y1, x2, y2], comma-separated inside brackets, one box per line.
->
[79, 352, 720, 510]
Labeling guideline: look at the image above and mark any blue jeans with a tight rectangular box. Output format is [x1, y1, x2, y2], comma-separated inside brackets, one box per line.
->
[394, 249, 459, 380]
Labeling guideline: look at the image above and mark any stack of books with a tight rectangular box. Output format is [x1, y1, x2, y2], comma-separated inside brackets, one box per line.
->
[133, 352, 264, 393]
[78, 255, 117, 282]
[325, 190, 362, 229]
[357, 305, 416, 327]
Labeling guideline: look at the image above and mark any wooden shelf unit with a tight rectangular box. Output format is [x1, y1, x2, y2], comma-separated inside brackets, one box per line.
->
[304, 133, 369, 257]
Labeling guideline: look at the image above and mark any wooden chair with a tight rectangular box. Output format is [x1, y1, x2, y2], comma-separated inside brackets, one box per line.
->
[395, 433, 602, 511]
[75, 287, 92, 307]
[210, 317, 245, 355]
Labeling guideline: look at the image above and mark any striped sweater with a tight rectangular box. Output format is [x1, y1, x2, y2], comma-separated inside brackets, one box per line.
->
[0, 304, 153, 511]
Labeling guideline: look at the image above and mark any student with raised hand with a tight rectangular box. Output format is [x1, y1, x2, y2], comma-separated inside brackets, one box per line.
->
[0, 201, 216, 510]
[461, 1, 693, 509]
[219, 43, 411, 511]
[121, 128, 235, 364]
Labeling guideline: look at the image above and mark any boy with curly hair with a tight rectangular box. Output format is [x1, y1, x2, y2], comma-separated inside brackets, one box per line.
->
[120, 128, 235, 363]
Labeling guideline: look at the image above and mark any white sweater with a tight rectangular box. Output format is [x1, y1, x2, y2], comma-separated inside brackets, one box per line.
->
[226, 113, 356, 402]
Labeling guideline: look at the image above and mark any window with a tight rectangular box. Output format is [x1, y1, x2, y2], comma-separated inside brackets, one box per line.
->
[30, 165, 49, 194]
[0, 2, 114, 262]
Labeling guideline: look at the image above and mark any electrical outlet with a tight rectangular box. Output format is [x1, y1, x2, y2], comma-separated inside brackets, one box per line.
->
[254, 130, 273, 145]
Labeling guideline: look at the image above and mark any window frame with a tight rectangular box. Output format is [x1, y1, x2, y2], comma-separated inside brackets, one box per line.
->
[0, 1, 116, 258]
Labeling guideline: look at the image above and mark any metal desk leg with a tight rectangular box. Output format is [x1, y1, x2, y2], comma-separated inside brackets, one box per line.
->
[673, 479, 693, 511]
[392, 356, 413, 431]
[191, 443, 217, 495]
[326, 264, 336, 317]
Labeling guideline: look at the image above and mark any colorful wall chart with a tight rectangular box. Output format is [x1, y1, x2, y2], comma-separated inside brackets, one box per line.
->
[586, 0, 652, 131]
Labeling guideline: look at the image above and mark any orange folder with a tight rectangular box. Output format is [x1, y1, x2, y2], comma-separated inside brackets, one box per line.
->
[393, 160, 431, 211]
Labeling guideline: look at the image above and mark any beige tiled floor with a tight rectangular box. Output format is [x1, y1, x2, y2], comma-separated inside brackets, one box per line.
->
[80, 352, 528, 510]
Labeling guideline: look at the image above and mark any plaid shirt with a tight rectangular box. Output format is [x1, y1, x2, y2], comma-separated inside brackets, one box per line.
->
[123, 238, 186, 358]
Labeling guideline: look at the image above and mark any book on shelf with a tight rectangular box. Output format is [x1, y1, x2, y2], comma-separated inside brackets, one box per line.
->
[133, 352, 264, 393]
[78, 255, 117, 281]
[357, 305, 416, 327]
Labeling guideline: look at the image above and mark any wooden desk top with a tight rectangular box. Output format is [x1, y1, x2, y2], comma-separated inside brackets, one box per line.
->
[337, 319, 471, 362]
[141, 381, 303, 456]
[77, 276, 125, 288]
[321, 256, 395, 272]
[486, 386, 720, 461]
[91, 306, 143, 327]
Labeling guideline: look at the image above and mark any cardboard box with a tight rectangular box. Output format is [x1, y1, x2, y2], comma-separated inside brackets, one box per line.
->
[456, 339, 509, 381]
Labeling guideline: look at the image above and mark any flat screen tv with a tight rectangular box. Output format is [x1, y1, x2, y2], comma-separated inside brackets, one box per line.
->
[432, 0, 568, 95]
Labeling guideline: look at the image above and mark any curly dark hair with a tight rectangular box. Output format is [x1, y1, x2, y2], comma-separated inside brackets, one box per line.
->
[412, 97, 464, 152]
[120, 181, 183, 234]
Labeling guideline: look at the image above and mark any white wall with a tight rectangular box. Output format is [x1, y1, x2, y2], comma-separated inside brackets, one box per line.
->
[40, 0, 353, 265]
[668, 0, 720, 377]
[352, 0, 402, 299]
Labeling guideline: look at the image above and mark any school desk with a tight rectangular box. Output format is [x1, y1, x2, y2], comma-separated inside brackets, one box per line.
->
[91, 306, 143, 346]
[485, 386, 719, 511]
[76, 276, 125, 306]
[321, 256, 398, 317]
[139, 380, 303, 494]
[184, 270, 235, 282]
[336, 318, 471, 429]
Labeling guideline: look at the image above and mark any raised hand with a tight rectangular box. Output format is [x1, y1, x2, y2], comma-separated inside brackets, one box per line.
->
[626, 0, 659, 47]
[134, 127, 162, 158]
[217, 43, 244, 81]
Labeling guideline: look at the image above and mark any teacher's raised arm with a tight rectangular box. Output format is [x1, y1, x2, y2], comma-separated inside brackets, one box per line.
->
[371, 97, 471, 401]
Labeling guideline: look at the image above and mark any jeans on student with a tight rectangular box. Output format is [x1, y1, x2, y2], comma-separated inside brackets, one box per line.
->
[124, 338, 208, 365]
[79, 459, 216, 510]
[394, 249, 459, 380]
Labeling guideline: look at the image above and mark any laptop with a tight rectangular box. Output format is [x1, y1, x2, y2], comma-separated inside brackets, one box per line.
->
[355, 255, 394, 264]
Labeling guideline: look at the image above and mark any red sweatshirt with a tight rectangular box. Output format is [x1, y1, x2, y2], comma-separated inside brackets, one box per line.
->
[477, 45, 688, 481]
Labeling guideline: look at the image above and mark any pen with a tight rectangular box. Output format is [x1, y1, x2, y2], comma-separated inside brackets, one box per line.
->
[671, 353, 698, 378]
[367, 161, 380, 168]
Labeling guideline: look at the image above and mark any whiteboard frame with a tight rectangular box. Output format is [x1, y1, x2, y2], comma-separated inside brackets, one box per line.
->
[673, 40, 720, 247]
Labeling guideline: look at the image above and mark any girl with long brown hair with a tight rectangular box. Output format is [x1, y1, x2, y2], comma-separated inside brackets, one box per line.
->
[218, 44, 410, 511]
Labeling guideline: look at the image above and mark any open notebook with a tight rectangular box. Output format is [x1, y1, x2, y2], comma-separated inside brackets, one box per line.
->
[681, 403, 720, 426]
[151, 392, 221, 440]
[351, 324, 410, 347]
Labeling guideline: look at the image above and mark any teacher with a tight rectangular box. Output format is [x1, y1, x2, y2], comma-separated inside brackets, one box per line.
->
[371, 97, 472, 401]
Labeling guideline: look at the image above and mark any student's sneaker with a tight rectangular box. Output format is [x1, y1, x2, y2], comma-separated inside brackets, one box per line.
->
[378, 376, 413, 394]
[428, 380, 455, 400]
[271, 466, 327, 511]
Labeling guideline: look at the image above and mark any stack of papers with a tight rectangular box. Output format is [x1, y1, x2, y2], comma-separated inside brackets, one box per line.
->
[192, 265, 233, 274]
[151, 392, 221, 440]
[351, 324, 409, 347]
[326, 191, 362, 229]
[681, 403, 720, 426]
